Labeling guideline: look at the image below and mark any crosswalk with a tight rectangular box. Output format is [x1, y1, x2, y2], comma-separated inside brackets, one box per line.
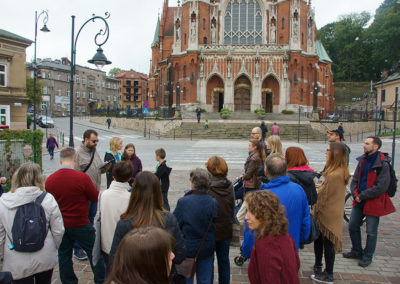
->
[62, 134, 142, 144]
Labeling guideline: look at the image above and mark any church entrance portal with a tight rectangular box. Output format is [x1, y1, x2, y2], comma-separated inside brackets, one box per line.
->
[234, 75, 251, 111]
[261, 76, 279, 113]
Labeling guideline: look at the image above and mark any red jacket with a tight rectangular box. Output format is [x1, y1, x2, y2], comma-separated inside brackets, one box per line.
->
[45, 168, 98, 228]
[351, 152, 395, 217]
[248, 233, 300, 284]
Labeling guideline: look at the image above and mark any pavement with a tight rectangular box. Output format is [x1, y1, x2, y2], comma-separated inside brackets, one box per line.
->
[37, 118, 400, 283]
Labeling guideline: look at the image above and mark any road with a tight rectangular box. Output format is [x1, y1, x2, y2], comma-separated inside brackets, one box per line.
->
[41, 117, 400, 176]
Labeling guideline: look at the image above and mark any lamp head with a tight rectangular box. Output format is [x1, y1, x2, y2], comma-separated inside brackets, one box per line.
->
[88, 47, 112, 69]
[40, 25, 50, 32]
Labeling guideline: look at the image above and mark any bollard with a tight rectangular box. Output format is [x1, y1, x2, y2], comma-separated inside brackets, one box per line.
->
[350, 133, 352, 143]
[361, 130, 363, 140]
[62, 133, 65, 147]
[148, 129, 151, 139]
[190, 129, 193, 140]
[158, 129, 161, 140]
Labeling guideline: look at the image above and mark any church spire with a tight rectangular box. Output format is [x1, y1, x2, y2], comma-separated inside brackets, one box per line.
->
[151, 16, 160, 48]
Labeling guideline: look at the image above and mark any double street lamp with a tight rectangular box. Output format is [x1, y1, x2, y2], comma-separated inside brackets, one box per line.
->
[69, 13, 112, 147]
[33, 10, 50, 163]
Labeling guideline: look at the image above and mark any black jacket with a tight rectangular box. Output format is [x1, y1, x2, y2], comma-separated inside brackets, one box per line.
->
[208, 177, 234, 241]
[104, 152, 117, 189]
[109, 212, 186, 266]
[155, 161, 172, 193]
[287, 170, 318, 206]
[260, 124, 268, 138]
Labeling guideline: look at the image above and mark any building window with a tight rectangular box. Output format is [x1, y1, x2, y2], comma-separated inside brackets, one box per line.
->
[203, 18, 206, 30]
[107, 82, 111, 88]
[102, 81, 105, 88]
[42, 71, 46, 79]
[183, 65, 187, 77]
[0, 105, 10, 126]
[76, 76, 80, 83]
[89, 80, 93, 87]
[282, 18, 285, 29]
[48, 72, 52, 79]
[82, 91, 86, 98]
[89, 91, 93, 99]
[67, 75, 71, 82]
[300, 88, 303, 102]
[203, 37, 207, 44]
[382, 90, 386, 102]
[76, 91, 80, 98]
[57, 73, 61, 80]
[183, 87, 186, 101]
[82, 77, 86, 85]
[96, 80, 100, 87]
[294, 72, 298, 85]
[0, 64, 6, 87]
[224, 0, 262, 44]
[67, 89, 70, 97]
[57, 88, 62, 96]
[43, 86, 48, 94]
[184, 33, 187, 45]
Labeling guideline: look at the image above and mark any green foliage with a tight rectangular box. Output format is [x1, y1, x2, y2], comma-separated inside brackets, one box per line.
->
[26, 114, 32, 129]
[317, 0, 400, 81]
[254, 108, 266, 119]
[220, 108, 231, 119]
[378, 129, 400, 137]
[26, 76, 43, 106]
[281, 109, 294, 115]
[108, 67, 125, 77]
[0, 129, 44, 170]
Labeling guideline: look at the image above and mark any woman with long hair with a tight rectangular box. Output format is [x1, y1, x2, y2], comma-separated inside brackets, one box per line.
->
[285, 146, 317, 206]
[109, 171, 185, 275]
[105, 226, 175, 284]
[104, 137, 123, 188]
[0, 163, 64, 283]
[245, 191, 300, 284]
[205, 156, 233, 284]
[121, 143, 142, 185]
[237, 139, 266, 199]
[311, 142, 350, 283]
[266, 135, 283, 155]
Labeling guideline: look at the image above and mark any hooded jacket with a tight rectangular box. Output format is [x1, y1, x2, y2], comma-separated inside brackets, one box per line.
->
[104, 150, 122, 189]
[0, 187, 64, 280]
[122, 155, 142, 185]
[243, 151, 262, 189]
[76, 144, 107, 191]
[288, 165, 318, 206]
[351, 152, 396, 217]
[155, 161, 172, 193]
[207, 176, 234, 241]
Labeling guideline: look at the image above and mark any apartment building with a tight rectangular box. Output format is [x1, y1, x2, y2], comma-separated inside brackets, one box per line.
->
[114, 70, 148, 110]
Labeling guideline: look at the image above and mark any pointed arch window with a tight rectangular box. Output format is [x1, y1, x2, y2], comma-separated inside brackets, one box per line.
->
[224, 0, 262, 45]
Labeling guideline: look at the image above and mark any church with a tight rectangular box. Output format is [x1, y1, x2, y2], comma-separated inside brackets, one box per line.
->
[148, 0, 334, 114]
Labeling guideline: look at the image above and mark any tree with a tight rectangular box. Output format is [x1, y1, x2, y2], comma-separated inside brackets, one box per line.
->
[108, 67, 125, 77]
[26, 76, 43, 106]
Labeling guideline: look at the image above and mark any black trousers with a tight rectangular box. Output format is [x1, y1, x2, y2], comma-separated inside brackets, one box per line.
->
[314, 233, 335, 274]
[12, 269, 53, 284]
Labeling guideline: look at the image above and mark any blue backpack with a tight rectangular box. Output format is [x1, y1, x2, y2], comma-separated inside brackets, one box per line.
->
[10, 192, 48, 252]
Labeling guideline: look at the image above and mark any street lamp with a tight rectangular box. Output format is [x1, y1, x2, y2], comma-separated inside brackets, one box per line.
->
[32, 10, 50, 163]
[69, 13, 112, 147]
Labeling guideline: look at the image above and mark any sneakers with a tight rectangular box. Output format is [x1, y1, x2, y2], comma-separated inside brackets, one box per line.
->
[342, 251, 362, 260]
[310, 271, 334, 283]
[313, 265, 323, 275]
[73, 249, 88, 260]
[359, 258, 372, 267]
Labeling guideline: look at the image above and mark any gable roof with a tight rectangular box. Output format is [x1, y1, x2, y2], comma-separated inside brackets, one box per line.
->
[151, 17, 160, 47]
[316, 40, 332, 63]
[375, 72, 400, 86]
[0, 29, 33, 44]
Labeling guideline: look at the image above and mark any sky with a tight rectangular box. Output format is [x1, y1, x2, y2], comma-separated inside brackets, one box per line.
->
[1, 0, 383, 75]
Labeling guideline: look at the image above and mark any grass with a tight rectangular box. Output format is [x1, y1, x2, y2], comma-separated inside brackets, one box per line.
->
[378, 129, 400, 137]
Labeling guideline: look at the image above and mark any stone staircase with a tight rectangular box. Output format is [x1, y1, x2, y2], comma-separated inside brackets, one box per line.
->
[165, 121, 327, 141]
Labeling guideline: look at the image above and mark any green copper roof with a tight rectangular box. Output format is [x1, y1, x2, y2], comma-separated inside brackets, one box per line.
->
[316, 40, 332, 63]
[151, 17, 160, 48]
[0, 29, 32, 44]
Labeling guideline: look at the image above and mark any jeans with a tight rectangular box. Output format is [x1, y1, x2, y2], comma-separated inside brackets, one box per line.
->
[59, 224, 105, 284]
[214, 239, 231, 284]
[348, 206, 380, 260]
[48, 147, 55, 158]
[314, 234, 335, 274]
[162, 190, 170, 211]
[186, 255, 214, 284]
[74, 201, 97, 253]
[13, 269, 53, 284]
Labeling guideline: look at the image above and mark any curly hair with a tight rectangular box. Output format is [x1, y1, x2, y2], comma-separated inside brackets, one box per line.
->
[245, 191, 288, 240]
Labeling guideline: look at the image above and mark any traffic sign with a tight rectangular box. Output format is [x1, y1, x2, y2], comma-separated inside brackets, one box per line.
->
[142, 108, 150, 114]
[143, 101, 149, 108]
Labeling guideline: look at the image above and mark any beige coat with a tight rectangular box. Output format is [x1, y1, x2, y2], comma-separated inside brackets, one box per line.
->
[100, 181, 131, 254]
[0, 187, 64, 280]
[75, 144, 107, 191]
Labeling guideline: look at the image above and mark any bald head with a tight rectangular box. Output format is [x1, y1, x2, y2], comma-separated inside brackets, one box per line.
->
[264, 154, 287, 180]
[251, 127, 262, 139]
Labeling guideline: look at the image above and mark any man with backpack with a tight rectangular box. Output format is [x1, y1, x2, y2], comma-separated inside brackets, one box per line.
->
[343, 136, 396, 267]
[45, 147, 105, 284]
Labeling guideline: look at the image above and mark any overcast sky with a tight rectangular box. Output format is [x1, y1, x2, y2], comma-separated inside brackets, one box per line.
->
[1, 0, 383, 75]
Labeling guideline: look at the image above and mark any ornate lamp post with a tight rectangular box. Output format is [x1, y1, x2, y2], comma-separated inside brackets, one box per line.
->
[69, 13, 112, 147]
[32, 10, 50, 163]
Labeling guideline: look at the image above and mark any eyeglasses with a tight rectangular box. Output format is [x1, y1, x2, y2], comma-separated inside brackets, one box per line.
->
[251, 133, 258, 135]
[326, 149, 331, 152]
[90, 139, 99, 143]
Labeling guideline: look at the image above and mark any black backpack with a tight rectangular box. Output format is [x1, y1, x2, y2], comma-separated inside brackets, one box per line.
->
[11, 192, 48, 252]
[380, 153, 398, 198]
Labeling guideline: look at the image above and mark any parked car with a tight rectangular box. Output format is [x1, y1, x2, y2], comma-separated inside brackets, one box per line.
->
[327, 113, 340, 121]
[38, 116, 54, 128]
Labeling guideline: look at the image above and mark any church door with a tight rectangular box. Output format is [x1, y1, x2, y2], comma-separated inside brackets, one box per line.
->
[234, 75, 251, 111]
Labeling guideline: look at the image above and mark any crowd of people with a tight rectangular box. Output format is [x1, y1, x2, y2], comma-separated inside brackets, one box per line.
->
[0, 126, 396, 284]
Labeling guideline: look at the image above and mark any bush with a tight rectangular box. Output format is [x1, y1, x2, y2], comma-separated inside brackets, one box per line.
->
[27, 114, 32, 129]
[254, 108, 266, 119]
[220, 108, 231, 119]
[281, 109, 294, 115]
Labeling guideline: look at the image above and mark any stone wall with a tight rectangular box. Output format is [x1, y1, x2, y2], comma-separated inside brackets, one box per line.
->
[90, 116, 182, 134]
[310, 120, 394, 135]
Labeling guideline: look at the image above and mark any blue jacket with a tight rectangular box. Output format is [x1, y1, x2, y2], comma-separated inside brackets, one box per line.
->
[260, 176, 310, 250]
[173, 190, 218, 260]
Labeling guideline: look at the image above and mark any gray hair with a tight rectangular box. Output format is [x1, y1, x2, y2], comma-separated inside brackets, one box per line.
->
[11, 162, 44, 192]
[264, 154, 287, 180]
[190, 168, 211, 192]
[252, 127, 262, 134]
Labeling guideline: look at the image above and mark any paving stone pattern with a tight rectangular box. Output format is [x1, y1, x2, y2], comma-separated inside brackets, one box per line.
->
[48, 168, 400, 284]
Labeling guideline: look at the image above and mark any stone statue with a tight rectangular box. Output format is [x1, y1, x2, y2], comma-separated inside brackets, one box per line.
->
[191, 17, 197, 42]
[270, 23, 276, 43]
[200, 61, 204, 77]
[175, 19, 181, 41]
[211, 21, 217, 44]
[255, 61, 260, 78]
[227, 61, 231, 78]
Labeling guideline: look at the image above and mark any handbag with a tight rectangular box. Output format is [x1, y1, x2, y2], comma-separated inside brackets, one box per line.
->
[301, 213, 320, 245]
[175, 201, 216, 279]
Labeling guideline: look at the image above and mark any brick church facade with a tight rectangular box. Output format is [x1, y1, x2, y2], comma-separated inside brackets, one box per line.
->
[148, 0, 334, 114]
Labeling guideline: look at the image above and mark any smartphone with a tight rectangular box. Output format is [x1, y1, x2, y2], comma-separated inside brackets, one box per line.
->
[99, 160, 112, 170]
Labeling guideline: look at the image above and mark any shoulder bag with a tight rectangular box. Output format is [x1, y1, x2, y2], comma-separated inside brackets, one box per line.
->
[83, 151, 95, 173]
[175, 201, 216, 279]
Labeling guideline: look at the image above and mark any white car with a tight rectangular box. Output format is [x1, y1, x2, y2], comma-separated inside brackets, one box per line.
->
[39, 116, 55, 128]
